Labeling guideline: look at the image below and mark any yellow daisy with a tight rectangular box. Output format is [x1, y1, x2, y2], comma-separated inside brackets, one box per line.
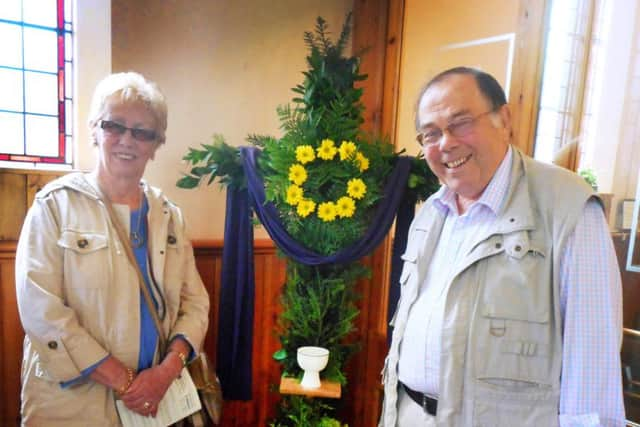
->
[336, 196, 356, 218]
[296, 199, 316, 217]
[347, 178, 367, 200]
[295, 145, 316, 164]
[317, 139, 337, 160]
[288, 163, 308, 185]
[356, 152, 370, 172]
[339, 140, 357, 161]
[286, 185, 304, 206]
[317, 201, 337, 222]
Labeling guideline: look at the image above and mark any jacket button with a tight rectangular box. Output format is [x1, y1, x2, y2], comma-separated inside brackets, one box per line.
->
[495, 243, 502, 249]
[77, 239, 88, 249]
[167, 235, 177, 244]
[515, 245, 522, 252]
[48, 341, 58, 350]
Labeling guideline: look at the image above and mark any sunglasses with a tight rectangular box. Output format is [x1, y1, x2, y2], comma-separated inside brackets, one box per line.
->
[99, 120, 157, 142]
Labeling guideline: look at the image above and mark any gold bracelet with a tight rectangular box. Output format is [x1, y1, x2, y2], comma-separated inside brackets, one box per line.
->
[116, 368, 135, 396]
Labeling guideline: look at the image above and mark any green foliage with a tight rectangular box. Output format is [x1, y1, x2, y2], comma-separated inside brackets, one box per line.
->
[408, 151, 441, 203]
[276, 262, 365, 383]
[293, 13, 365, 142]
[270, 396, 348, 427]
[579, 168, 598, 192]
[177, 134, 245, 190]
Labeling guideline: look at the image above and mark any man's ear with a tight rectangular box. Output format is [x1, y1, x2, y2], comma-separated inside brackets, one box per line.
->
[498, 104, 512, 129]
[497, 104, 513, 139]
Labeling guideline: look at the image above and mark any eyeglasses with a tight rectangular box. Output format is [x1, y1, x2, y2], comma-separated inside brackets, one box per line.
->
[416, 110, 495, 147]
[99, 120, 157, 142]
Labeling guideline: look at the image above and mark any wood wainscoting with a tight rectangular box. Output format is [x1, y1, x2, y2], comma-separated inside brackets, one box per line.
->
[194, 239, 288, 426]
[0, 241, 23, 427]
[0, 238, 389, 426]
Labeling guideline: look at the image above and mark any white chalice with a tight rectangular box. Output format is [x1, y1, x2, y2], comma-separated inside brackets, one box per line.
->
[296, 346, 329, 389]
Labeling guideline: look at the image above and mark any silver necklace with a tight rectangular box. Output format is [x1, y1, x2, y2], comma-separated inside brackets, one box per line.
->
[130, 193, 145, 249]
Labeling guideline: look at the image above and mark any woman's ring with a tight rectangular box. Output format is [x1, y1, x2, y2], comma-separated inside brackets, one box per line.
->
[143, 401, 151, 409]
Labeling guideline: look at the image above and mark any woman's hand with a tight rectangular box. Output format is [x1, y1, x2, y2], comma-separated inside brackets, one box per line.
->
[121, 350, 184, 417]
[89, 356, 135, 398]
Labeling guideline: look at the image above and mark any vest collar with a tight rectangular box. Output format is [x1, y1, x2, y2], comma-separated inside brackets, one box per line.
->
[414, 146, 536, 235]
[493, 147, 536, 234]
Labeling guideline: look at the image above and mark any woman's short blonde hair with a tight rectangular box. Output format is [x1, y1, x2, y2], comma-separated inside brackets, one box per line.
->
[88, 71, 168, 144]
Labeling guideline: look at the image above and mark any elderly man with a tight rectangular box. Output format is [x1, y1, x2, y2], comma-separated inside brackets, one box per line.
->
[380, 67, 625, 426]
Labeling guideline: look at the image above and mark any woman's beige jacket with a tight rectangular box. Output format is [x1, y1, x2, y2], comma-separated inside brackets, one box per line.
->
[15, 173, 210, 426]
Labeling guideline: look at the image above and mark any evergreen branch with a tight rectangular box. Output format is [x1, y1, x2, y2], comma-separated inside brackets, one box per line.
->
[335, 12, 352, 55]
[314, 16, 331, 53]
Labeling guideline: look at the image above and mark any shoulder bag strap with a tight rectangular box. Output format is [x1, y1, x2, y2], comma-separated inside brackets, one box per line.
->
[97, 186, 168, 355]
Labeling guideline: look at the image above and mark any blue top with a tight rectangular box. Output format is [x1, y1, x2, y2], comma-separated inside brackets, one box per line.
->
[132, 196, 160, 370]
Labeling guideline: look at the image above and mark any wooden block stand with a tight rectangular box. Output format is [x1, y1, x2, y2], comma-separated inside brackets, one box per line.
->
[279, 376, 341, 398]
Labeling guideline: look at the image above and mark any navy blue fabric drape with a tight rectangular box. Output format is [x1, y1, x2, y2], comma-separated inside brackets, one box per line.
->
[217, 146, 415, 399]
[217, 188, 254, 400]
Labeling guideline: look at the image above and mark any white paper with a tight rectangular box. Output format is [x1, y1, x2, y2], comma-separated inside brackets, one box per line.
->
[116, 368, 202, 427]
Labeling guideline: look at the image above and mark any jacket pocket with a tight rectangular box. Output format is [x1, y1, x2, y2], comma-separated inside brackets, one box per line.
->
[57, 229, 109, 292]
[29, 337, 82, 382]
[57, 229, 108, 253]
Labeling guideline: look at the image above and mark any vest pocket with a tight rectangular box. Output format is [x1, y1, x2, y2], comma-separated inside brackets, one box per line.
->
[472, 386, 558, 427]
[389, 265, 413, 327]
[481, 234, 548, 323]
[475, 233, 554, 390]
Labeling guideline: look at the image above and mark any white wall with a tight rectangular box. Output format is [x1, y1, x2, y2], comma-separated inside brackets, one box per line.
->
[74, 0, 111, 172]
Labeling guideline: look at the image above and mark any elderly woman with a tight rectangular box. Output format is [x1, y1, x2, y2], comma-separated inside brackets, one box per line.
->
[15, 72, 210, 426]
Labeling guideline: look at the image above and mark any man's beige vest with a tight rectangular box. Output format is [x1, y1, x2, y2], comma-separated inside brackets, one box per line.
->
[380, 148, 598, 427]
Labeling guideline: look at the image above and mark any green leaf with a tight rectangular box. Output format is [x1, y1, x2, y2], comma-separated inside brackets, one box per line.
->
[190, 166, 213, 177]
[272, 348, 287, 361]
[176, 175, 200, 189]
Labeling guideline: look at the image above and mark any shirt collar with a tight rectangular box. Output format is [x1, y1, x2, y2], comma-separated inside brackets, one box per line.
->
[433, 145, 513, 216]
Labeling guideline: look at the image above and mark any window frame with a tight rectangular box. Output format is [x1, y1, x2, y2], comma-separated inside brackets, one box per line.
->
[0, 0, 73, 170]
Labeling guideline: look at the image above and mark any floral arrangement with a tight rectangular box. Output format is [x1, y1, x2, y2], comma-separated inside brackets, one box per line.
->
[259, 127, 396, 256]
[178, 14, 437, 426]
[287, 140, 368, 221]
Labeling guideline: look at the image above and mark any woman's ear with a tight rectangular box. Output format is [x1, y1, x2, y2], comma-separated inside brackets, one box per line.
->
[90, 123, 99, 146]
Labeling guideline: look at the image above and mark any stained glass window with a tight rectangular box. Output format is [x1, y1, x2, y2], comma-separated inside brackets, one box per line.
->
[0, 0, 73, 169]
